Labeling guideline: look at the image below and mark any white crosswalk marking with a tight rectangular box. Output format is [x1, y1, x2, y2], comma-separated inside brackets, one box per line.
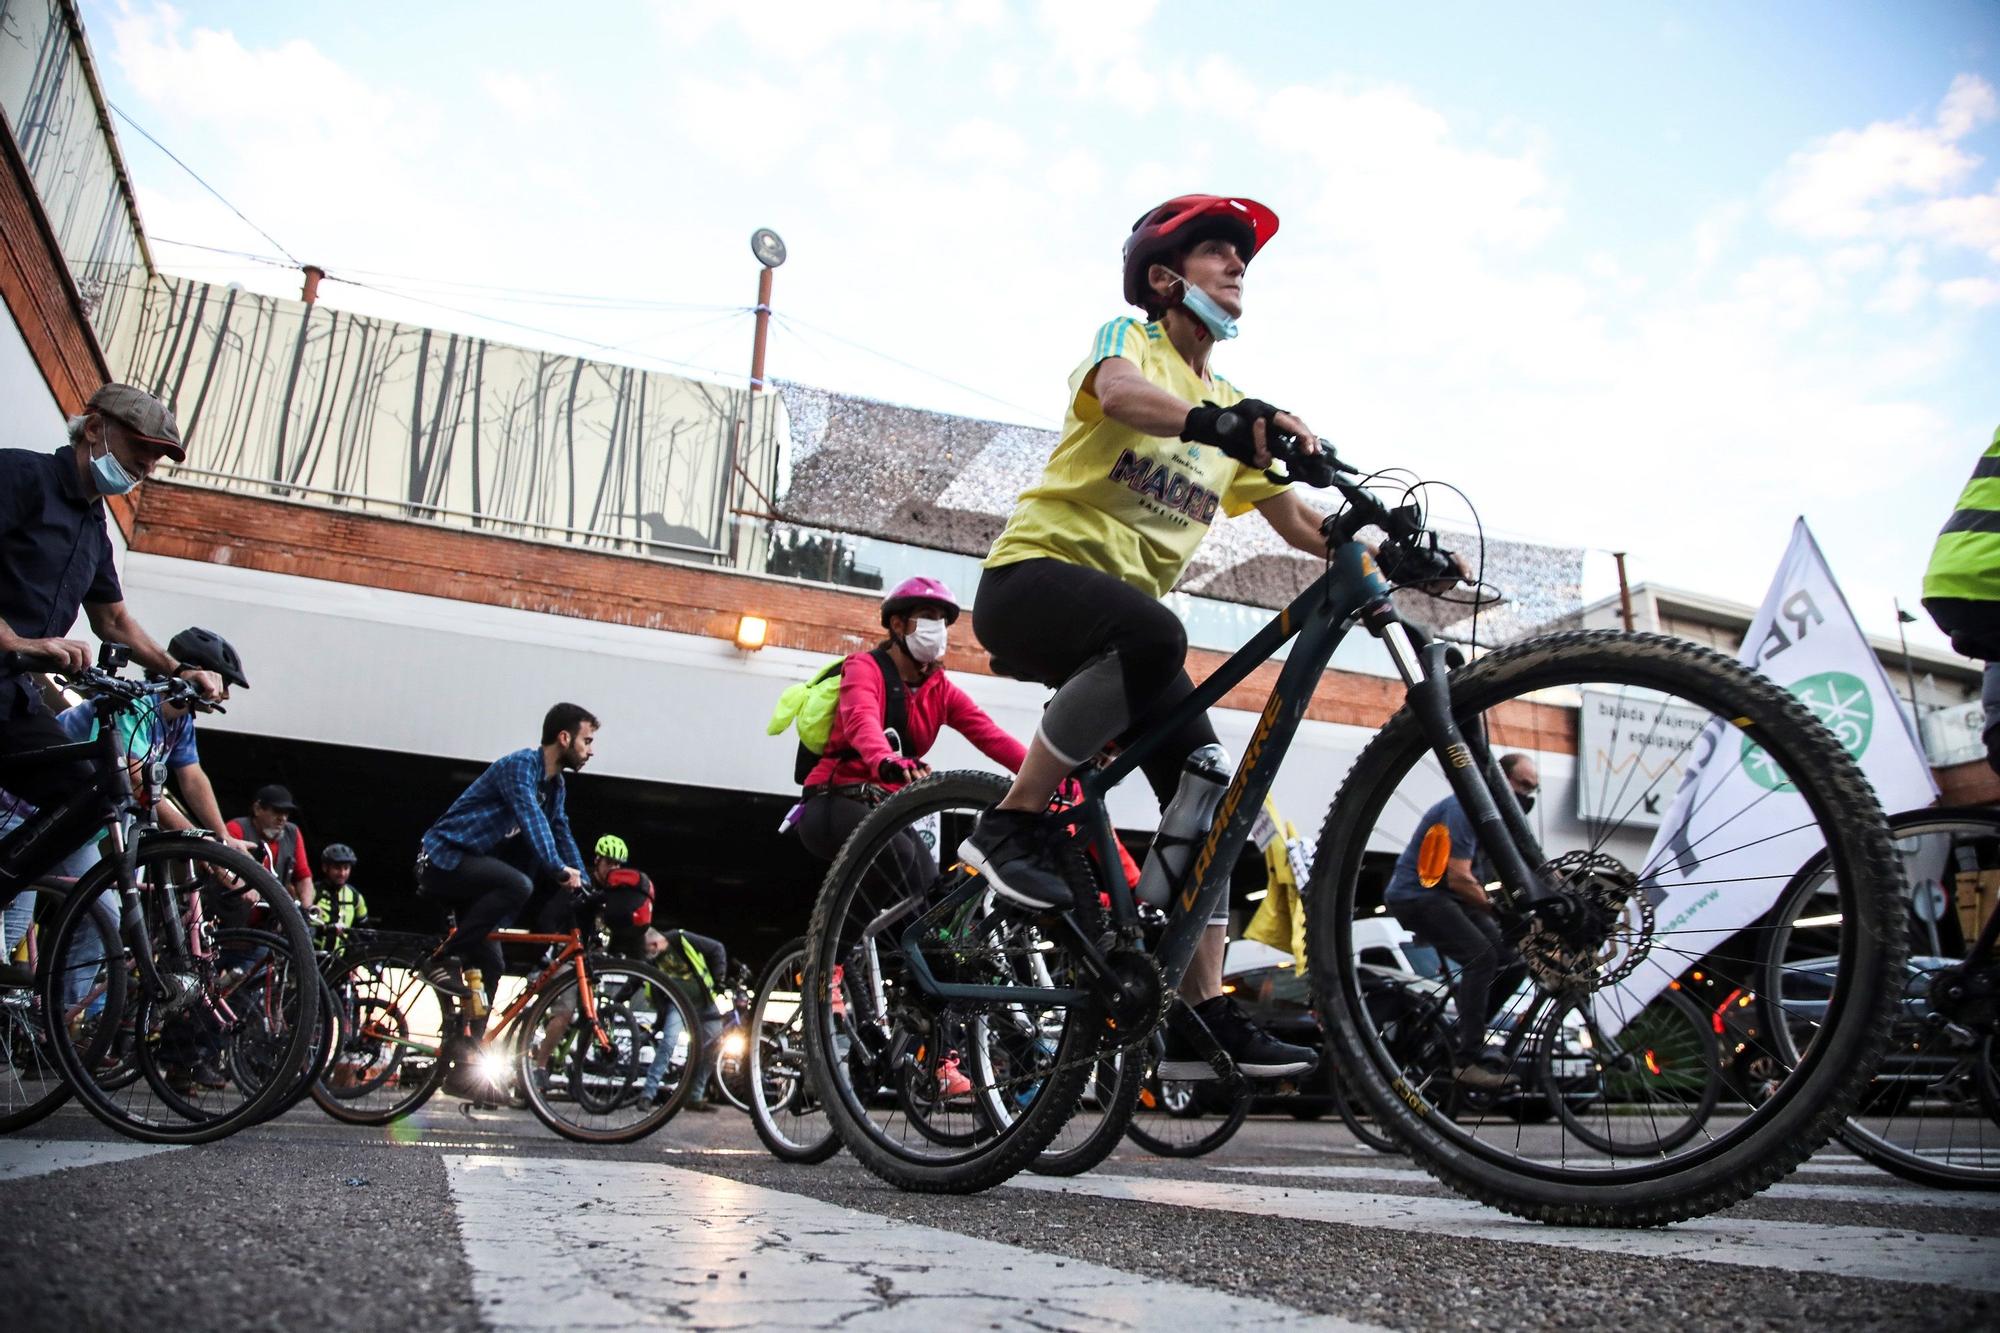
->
[1008, 1174, 2000, 1291]
[1213, 1164, 2000, 1211]
[443, 1154, 1388, 1331]
[0, 1138, 180, 1182]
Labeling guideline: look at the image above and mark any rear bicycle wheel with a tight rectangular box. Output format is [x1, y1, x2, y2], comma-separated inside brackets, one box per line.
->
[1541, 985, 1721, 1157]
[309, 947, 449, 1125]
[40, 838, 320, 1144]
[517, 954, 699, 1144]
[1775, 808, 2000, 1190]
[802, 772, 1105, 1194]
[1308, 630, 1900, 1226]
[747, 938, 840, 1163]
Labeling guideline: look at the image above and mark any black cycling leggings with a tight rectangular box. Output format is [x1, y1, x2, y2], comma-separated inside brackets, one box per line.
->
[421, 854, 533, 987]
[797, 793, 936, 896]
[974, 558, 1217, 807]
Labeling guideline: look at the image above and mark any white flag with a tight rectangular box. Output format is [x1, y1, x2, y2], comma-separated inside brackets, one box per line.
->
[1606, 519, 1936, 1025]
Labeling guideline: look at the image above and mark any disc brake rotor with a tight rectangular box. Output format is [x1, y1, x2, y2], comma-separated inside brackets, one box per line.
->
[1519, 849, 1653, 992]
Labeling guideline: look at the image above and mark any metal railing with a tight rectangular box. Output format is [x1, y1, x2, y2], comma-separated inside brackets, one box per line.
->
[166, 465, 728, 562]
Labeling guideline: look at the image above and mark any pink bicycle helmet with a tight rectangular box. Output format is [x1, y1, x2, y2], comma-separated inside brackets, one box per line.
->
[881, 576, 960, 625]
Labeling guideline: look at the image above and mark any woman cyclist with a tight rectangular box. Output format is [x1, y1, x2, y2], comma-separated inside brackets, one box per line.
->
[962, 193, 1429, 1079]
[796, 577, 1027, 884]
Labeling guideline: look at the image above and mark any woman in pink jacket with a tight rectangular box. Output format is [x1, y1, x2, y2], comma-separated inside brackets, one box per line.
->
[796, 577, 1026, 887]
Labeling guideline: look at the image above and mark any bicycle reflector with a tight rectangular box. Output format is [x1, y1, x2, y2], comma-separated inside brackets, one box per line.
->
[1417, 822, 1452, 887]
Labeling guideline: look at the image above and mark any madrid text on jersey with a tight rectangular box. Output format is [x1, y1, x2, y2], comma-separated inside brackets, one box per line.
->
[1107, 447, 1222, 527]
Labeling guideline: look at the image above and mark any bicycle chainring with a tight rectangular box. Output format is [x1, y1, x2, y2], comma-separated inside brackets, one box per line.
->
[1098, 947, 1167, 1037]
[1519, 850, 1652, 992]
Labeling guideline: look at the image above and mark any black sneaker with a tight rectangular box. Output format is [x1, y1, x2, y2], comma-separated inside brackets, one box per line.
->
[423, 960, 472, 998]
[1197, 995, 1318, 1079]
[1156, 1022, 1220, 1082]
[962, 809, 1073, 911]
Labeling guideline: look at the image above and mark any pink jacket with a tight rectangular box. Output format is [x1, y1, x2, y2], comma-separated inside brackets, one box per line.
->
[804, 656, 1026, 789]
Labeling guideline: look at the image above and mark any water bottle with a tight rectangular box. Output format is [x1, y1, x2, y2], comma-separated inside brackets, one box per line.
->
[463, 968, 488, 1020]
[1136, 743, 1233, 908]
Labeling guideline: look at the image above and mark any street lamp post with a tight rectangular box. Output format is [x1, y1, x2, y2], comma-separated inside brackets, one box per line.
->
[728, 228, 786, 565]
[1894, 599, 1922, 728]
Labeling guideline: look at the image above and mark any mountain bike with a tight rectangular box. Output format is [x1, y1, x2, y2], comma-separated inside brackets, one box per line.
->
[311, 906, 703, 1144]
[2, 651, 317, 1143]
[1765, 805, 2000, 1189]
[800, 434, 1900, 1224]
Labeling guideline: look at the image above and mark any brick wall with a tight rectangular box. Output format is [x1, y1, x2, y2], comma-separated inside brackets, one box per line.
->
[130, 479, 1576, 745]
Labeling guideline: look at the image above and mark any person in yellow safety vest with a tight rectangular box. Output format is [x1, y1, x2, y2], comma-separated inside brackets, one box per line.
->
[1922, 424, 2000, 776]
[642, 927, 729, 1111]
[317, 843, 367, 929]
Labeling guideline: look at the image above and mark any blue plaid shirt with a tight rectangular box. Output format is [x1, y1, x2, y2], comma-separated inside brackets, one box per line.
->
[421, 747, 585, 880]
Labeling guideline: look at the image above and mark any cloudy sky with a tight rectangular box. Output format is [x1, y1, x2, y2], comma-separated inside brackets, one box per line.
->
[81, 1, 1998, 648]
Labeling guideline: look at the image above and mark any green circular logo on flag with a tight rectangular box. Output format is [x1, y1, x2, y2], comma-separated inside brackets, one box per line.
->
[1742, 671, 1873, 791]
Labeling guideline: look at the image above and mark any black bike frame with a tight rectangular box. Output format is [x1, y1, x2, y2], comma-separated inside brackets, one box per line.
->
[898, 535, 1553, 1010]
[0, 696, 171, 995]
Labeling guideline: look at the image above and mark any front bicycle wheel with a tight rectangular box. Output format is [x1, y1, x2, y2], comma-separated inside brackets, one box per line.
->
[1124, 1028, 1250, 1158]
[747, 938, 840, 1164]
[1772, 808, 2000, 1190]
[40, 837, 320, 1144]
[517, 954, 699, 1144]
[1309, 630, 1900, 1226]
[802, 772, 1106, 1194]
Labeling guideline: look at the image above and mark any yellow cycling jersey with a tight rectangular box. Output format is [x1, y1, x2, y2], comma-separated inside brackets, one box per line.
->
[984, 317, 1288, 599]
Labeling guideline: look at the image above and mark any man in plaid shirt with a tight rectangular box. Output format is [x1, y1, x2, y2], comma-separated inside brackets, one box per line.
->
[417, 702, 597, 999]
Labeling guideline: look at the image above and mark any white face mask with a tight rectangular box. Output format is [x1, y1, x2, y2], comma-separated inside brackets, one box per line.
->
[905, 617, 949, 664]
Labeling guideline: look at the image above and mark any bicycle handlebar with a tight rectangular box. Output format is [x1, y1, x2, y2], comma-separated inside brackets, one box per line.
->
[0, 656, 225, 715]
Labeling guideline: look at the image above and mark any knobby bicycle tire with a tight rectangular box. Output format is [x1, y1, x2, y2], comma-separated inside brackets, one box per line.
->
[1307, 630, 1901, 1226]
[803, 772, 1103, 1194]
[1031, 1044, 1145, 1177]
[1787, 807, 2000, 1191]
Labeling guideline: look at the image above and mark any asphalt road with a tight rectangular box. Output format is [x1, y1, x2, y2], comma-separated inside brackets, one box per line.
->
[4, 1100, 1993, 1331]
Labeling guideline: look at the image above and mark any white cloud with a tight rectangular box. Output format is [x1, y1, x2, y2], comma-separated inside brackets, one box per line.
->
[1940, 275, 2000, 308]
[1770, 74, 1997, 246]
[936, 118, 1029, 169]
[481, 70, 563, 125]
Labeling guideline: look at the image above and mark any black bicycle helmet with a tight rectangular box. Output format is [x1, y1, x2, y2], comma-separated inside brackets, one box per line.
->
[167, 626, 249, 689]
[321, 843, 357, 865]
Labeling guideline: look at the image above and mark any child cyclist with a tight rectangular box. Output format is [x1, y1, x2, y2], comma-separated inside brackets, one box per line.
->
[963, 194, 1458, 1080]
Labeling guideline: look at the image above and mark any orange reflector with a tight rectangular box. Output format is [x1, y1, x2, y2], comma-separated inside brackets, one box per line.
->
[1644, 1050, 1661, 1077]
[1139, 1088, 1157, 1109]
[1416, 823, 1452, 887]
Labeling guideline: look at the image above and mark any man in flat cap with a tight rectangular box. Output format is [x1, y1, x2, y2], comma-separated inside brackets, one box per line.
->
[0, 383, 224, 819]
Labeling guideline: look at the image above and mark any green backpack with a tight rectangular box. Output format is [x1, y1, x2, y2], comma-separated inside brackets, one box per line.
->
[767, 648, 908, 784]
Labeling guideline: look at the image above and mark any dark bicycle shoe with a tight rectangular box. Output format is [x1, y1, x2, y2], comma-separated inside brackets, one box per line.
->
[963, 809, 1073, 911]
[1454, 1061, 1514, 1091]
[422, 960, 472, 998]
[1191, 995, 1318, 1079]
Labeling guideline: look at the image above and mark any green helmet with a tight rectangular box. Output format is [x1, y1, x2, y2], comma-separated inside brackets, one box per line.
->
[594, 833, 629, 862]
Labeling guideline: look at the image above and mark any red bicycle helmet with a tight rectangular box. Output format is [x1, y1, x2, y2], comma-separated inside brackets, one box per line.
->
[881, 575, 960, 625]
[1122, 194, 1280, 311]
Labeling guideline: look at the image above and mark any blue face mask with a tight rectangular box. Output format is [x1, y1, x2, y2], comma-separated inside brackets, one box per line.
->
[90, 444, 138, 496]
[1177, 277, 1239, 340]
